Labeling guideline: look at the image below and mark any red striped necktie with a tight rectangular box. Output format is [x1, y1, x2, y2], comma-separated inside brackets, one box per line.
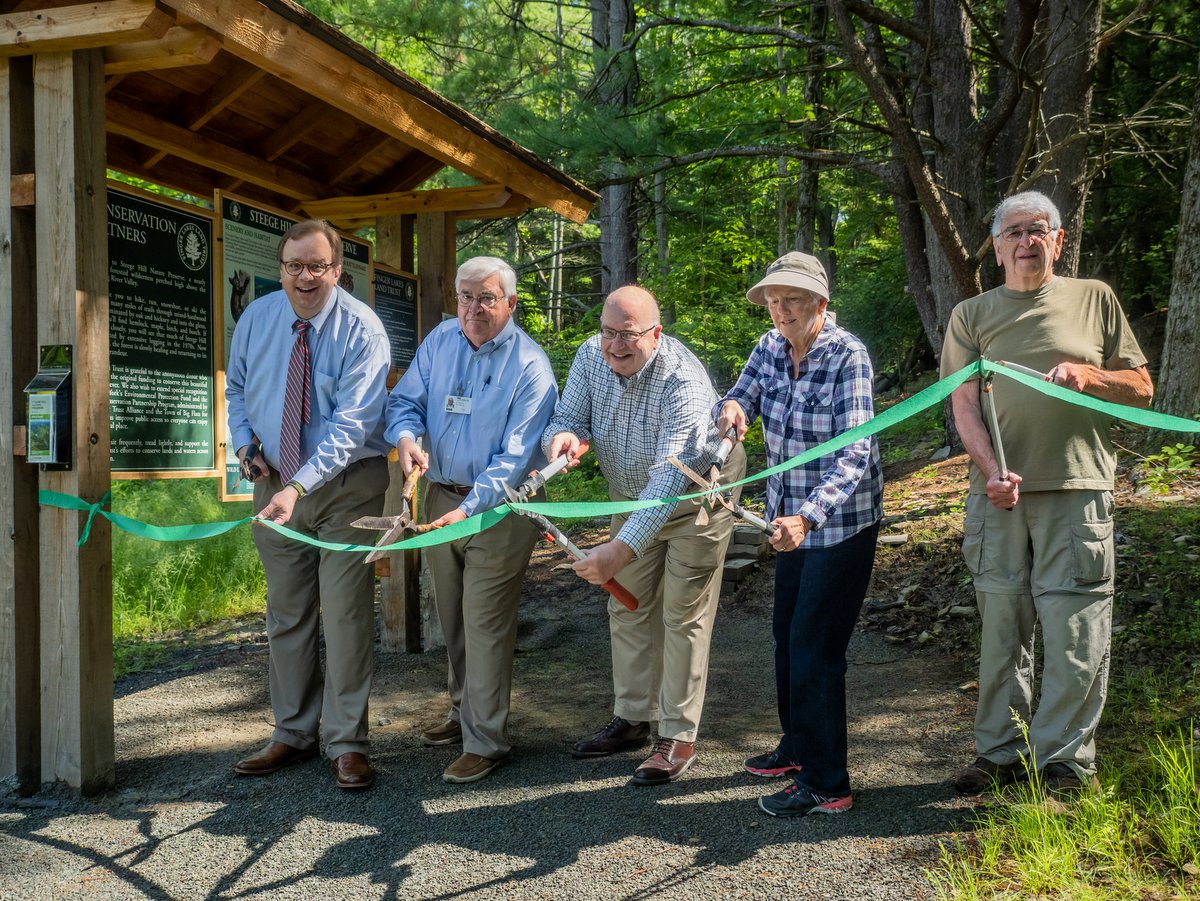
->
[278, 319, 312, 483]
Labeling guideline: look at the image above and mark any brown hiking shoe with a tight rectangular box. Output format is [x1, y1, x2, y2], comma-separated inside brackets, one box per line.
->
[952, 756, 1026, 794]
[571, 716, 650, 758]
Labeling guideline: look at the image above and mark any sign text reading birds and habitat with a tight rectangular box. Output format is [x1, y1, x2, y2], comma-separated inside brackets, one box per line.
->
[108, 187, 216, 475]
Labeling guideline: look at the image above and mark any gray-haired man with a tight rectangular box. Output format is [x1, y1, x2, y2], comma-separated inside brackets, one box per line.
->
[941, 191, 1153, 795]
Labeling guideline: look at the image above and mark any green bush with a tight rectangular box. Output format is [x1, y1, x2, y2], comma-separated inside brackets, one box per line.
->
[111, 479, 265, 639]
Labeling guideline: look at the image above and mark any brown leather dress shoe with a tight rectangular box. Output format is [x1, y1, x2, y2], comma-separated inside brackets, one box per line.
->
[333, 752, 375, 790]
[233, 740, 318, 776]
[632, 738, 696, 785]
[421, 719, 463, 747]
[571, 716, 651, 758]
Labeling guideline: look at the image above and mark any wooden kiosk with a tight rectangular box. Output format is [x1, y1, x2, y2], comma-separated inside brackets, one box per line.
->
[0, 0, 595, 794]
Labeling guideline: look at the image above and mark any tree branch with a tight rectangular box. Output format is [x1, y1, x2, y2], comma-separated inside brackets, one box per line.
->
[827, 0, 980, 297]
[589, 144, 891, 187]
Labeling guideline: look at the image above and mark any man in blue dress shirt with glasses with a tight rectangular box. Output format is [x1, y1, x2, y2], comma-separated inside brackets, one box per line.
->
[226, 219, 391, 791]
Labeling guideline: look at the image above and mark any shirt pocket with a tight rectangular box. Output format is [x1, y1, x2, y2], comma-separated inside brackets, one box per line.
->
[313, 369, 338, 421]
[793, 385, 835, 441]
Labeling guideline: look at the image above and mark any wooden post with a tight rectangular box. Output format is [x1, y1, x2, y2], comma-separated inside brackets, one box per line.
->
[33, 49, 113, 794]
[376, 213, 422, 653]
[412, 211, 456, 650]
[0, 55, 44, 795]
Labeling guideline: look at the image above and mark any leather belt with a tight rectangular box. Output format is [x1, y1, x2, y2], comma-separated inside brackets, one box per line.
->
[433, 482, 471, 497]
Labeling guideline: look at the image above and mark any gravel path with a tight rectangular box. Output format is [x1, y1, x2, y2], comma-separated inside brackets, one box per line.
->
[0, 548, 979, 900]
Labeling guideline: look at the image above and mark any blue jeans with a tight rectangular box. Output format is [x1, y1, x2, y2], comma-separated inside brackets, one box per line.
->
[774, 521, 879, 796]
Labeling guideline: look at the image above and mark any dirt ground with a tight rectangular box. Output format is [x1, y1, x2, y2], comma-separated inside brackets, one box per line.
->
[0, 468, 986, 900]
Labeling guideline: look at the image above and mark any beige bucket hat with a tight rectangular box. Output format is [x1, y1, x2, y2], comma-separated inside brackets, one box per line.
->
[746, 251, 830, 305]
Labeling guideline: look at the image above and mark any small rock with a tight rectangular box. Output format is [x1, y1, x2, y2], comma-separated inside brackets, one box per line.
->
[376, 717, 392, 726]
[948, 605, 976, 618]
[917, 631, 932, 644]
[929, 446, 952, 461]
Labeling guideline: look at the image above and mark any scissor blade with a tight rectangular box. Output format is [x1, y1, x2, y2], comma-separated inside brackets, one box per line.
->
[363, 518, 411, 564]
[351, 515, 400, 530]
[667, 455, 713, 492]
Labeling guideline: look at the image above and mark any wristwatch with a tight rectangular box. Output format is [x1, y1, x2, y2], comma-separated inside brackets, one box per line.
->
[286, 479, 306, 497]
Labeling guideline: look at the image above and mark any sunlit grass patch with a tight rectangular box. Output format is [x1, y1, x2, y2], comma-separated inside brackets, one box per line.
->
[930, 729, 1200, 900]
[112, 479, 265, 675]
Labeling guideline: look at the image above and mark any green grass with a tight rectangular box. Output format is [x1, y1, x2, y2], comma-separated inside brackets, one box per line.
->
[930, 492, 1200, 900]
[930, 729, 1200, 900]
[111, 479, 265, 676]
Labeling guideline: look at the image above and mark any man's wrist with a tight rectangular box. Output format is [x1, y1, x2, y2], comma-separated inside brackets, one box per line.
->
[286, 479, 306, 497]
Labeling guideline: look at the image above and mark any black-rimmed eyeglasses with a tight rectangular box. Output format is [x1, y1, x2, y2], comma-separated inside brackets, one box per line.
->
[281, 260, 336, 277]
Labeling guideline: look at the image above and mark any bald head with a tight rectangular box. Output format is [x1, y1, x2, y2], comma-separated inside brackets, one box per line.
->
[605, 285, 660, 324]
[599, 284, 663, 378]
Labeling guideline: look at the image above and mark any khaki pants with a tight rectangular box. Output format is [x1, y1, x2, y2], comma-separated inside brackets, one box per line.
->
[252, 456, 389, 759]
[963, 489, 1114, 778]
[424, 482, 539, 759]
[605, 447, 744, 742]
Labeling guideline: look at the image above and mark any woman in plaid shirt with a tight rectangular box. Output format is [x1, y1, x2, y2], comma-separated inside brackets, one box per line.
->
[716, 251, 883, 818]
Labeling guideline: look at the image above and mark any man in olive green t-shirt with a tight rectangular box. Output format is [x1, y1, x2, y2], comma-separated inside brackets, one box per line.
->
[940, 190, 1153, 796]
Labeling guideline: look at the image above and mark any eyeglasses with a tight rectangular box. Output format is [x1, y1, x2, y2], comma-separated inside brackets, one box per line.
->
[767, 294, 820, 309]
[999, 224, 1055, 243]
[282, 260, 336, 277]
[599, 325, 657, 342]
[457, 291, 505, 309]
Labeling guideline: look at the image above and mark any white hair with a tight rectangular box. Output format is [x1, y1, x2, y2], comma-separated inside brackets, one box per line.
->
[456, 256, 517, 297]
[991, 191, 1062, 235]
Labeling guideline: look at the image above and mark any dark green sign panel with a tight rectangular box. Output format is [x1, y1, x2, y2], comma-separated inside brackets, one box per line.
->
[374, 268, 419, 369]
[108, 188, 215, 473]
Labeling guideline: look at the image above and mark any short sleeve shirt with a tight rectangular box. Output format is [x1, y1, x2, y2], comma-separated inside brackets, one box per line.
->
[940, 276, 1147, 493]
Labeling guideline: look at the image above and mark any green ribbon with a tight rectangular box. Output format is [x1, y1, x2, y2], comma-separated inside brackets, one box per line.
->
[982, 359, 1200, 431]
[38, 360, 1199, 551]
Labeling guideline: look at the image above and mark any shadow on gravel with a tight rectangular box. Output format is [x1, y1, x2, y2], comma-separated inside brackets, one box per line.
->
[2, 547, 975, 899]
[3, 754, 965, 899]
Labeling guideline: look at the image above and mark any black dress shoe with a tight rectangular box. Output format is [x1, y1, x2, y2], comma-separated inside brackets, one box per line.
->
[632, 738, 696, 785]
[233, 740, 317, 776]
[571, 716, 651, 758]
[333, 752, 375, 790]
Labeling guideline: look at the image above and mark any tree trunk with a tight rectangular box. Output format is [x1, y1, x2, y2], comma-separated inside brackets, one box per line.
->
[591, 0, 639, 295]
[1029, 0, 1101, 277]
[793, 1, 827, 255]
[1149, 53, 1200, 447]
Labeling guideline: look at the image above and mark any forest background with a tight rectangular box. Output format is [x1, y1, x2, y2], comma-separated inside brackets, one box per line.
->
[99, 4, 1200, 895]
[291, 0, 1199, 420]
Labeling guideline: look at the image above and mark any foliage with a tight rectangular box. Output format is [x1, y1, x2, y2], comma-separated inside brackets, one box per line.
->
[929, 726, 1200, 900]
[111, 480, 265, 641]
[1137, 443, 1200, 495]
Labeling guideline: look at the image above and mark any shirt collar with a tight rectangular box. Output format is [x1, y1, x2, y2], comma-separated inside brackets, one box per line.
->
[300, 286, 338, 333]
[461, 315, 517, 354]
[775, 315, 832, 359]
[617, 336, 666, 387]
